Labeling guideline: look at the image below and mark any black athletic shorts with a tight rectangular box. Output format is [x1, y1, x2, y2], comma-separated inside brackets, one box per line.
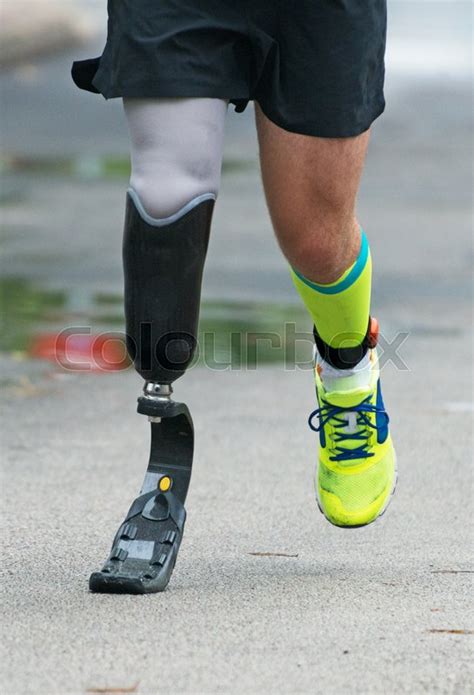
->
[72, 0, 387, 137]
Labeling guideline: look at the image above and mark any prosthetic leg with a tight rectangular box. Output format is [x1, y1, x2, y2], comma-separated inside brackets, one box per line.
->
[89, 190, 214, 593]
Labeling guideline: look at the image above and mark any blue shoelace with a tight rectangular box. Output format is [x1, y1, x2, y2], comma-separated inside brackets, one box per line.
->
[308, 395, 389, 462]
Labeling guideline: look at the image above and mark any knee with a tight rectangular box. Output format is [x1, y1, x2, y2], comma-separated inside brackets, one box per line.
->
[130, 150, 221, 220]
[277, 205, 358, 283]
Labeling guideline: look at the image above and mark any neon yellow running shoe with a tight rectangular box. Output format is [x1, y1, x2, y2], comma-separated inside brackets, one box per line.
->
[309, 348, 396, 528]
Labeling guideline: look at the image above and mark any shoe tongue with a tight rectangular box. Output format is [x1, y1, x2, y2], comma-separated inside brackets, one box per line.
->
[324, 385, 372, 409]
[324, 386, 373, 449]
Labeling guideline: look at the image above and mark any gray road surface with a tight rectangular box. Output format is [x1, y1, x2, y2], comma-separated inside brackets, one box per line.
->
[1, 349, 473, 694]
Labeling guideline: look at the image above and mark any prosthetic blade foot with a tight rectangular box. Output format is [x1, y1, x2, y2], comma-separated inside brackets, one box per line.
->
[89, 386, 193, 594]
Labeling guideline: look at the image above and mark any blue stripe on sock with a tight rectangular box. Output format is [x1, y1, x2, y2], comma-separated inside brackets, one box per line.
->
[293, 229, 369, 295]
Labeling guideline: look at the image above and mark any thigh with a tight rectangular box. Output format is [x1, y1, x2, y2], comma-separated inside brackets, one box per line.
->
[124, 97, 227, 164]
[255, 104, 370, 237]
[124, 97, 228, 217]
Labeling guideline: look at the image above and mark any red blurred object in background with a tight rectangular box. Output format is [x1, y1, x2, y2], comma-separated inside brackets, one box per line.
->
[29, 331, 130, 372]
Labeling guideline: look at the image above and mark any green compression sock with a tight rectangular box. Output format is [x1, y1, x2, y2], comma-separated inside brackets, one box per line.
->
[290, 229, 372, 350]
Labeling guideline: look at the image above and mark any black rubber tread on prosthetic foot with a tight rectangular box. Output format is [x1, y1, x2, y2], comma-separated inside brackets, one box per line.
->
[89, 385, 193, 594]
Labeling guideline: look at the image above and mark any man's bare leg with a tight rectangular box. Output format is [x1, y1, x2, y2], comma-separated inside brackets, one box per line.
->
[255, 105, 396, 528]
[255, 104, 369, 284]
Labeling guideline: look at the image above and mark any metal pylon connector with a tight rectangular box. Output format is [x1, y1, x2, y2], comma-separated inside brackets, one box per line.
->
[142, 382, 173, 422]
